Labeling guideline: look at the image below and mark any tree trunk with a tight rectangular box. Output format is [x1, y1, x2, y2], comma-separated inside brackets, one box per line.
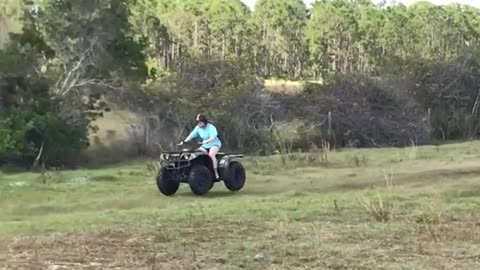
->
[171, 41, 176, 62]
[144, 117, 149, 155]
[222, 34, 226, 58]
[235, 35, 239, 56]
[194, 21, 198, 50]
[32, 141, 45, 170]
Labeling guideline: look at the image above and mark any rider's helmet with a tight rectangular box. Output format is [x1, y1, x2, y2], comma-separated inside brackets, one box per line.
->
[196, 114, 208, 126]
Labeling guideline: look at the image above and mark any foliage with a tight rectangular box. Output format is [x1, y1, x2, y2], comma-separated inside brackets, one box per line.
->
[145, 57, 274, 152]
[295, 74, 430, 147]
[412, 53, 480, 140]
[5, 0, 480, 81]
[3, 0, 480, 165]
[0, 74, 91, 167]
[0, 0, 24, 46]
[28, 0, 149, 93]
[252, 0, 307, 79]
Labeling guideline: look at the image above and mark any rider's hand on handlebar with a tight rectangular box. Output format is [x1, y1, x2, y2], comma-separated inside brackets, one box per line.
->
[177, 141, 185, 146]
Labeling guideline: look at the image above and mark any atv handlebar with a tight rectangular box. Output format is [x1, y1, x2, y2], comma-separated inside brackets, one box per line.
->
[178, 141, 203, 146]
[176, 140, 204, 152]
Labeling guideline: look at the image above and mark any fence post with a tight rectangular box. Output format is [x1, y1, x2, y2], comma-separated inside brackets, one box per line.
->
[427, 108, 431, 136]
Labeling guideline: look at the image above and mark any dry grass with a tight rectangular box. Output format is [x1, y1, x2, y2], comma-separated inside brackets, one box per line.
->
[264, 79, 305, 95]
[2, 218, 480, 269]
[263, 79, 322, 95]
[360, 191, 395, 222]
[360, 169, 395, 222]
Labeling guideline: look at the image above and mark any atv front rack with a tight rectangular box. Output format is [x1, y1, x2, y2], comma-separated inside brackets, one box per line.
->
[159, 152, 198, 170]
[160, 159, 192, 170]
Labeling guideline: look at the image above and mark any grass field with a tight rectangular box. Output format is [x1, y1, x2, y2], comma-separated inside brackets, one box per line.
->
[1, 142, 480, 269]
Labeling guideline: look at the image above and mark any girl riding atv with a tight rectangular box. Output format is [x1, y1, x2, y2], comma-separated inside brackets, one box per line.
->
[180, 114, 221, 179]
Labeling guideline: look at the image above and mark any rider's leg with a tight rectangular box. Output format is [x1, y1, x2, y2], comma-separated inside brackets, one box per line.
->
[209, 146, 220, 179]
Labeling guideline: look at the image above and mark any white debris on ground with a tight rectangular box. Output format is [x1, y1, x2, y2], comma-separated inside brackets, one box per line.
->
[254, 253, 265, 261]
[7, 181, 29, 188]
[68, 176, 90, 184]
[46, 262, 122, 270]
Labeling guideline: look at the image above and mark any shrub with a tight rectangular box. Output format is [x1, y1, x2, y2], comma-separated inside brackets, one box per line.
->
[293, 74, 430, 148]
[0, 74, 93, 167]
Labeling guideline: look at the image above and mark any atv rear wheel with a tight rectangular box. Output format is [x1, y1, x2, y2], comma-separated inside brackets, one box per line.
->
[188, 165, 214, 196]
[224, 161, 246, 192]
[157, 168, 180, 196]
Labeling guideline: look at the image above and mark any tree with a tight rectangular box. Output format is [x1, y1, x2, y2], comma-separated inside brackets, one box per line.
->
[296, 74, 429, 147]
[203, 0, 251, 59]
[0, 0, 25, 47]
[29, 0, 148, 96]
[252, 0, 307, 79]
[0, 72, 93, 167]
[130, 0, 172, 75]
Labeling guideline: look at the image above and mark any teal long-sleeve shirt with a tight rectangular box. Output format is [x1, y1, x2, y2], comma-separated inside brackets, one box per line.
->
[186, 123, 222, 149]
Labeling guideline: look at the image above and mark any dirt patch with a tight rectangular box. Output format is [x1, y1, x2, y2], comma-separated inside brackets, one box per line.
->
[0, 221, 273, 270]
[1, 218, 480, 270]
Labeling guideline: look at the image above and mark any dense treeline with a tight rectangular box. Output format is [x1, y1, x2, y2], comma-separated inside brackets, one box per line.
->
[2, 0, 480, 79]
[130, 0, 480, 79]
[2, 0, 480, 167]
[130, 0, 480, 80]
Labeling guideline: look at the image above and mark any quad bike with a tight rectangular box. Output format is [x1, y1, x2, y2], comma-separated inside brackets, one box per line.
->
[156, 141, 246, 196]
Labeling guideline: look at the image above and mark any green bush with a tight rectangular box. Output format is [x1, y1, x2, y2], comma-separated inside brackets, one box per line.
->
[0, 75, 91, 168]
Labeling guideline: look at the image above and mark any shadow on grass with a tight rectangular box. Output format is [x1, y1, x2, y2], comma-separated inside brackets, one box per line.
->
[174, 189, 269, 198]
[175, 191, 235, 198]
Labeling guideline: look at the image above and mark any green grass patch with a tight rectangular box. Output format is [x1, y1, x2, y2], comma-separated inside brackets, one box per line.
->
[2, 141, 480, 269]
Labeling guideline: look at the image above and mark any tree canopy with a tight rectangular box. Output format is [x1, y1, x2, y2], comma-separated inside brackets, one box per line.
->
[2, 0, 480, 166]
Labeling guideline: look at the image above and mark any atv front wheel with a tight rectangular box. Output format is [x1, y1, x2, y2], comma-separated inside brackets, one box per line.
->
[224, 161, 246, 192]
[157, 168, 180, 196]
[188, 165, 214, 196]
